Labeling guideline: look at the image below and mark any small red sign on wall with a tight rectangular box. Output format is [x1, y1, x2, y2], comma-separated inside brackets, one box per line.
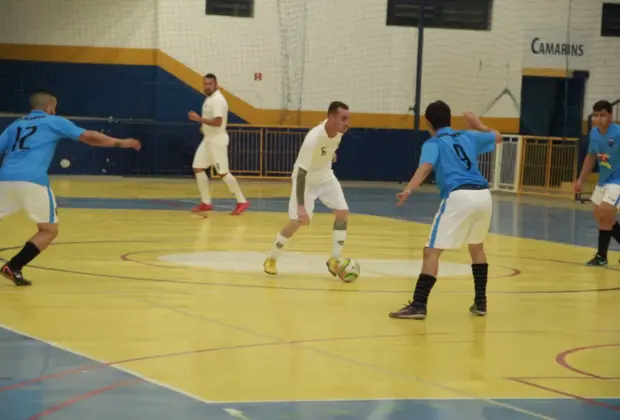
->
[254, 72, 262, 81]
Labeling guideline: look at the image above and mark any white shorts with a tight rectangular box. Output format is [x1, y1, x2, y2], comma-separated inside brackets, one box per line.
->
[591, 184, 620, 209]
[0, 181, 59, 224]
[192, 140, 230, 174]
[427, 188, 492, 249]
[288, 175, 348, 220]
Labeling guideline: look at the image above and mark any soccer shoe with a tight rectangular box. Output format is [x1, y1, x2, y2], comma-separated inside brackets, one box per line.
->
[326, 257, 339, 277]
[586, 254, 607, 266]
[389, 301, 427, 320]
[191, 202, 213, 213]
[231, 201, 250, 215]
[469, 302, 487, 316]
[263, 258, 277, 275]
[1, 264, 32, 286]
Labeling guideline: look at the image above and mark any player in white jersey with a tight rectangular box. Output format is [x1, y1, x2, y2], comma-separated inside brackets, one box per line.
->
[188, 73, 249, 216]
[264, 101, 350, 276]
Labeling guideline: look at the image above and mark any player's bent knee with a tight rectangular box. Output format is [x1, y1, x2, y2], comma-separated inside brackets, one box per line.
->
[282, 220, 301, 236]
[598, 203, 617, 227]
[37, 222, 58, 236]
[334, 209, 349, 219]
[423, 246, 442, 258]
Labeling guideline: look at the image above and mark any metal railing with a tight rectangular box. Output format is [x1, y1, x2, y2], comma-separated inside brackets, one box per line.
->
[478, 135, 580, 197]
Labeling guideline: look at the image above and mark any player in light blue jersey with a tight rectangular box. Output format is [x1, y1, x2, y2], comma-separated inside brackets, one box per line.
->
[389, 100, 502, 320]
[0, 90, 141, 286]
[574, 100, 620, 266]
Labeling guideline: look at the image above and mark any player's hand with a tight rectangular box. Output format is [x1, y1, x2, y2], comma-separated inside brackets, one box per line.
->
[573, 179, 582, 193]
[396, 190, 411, 206]
[463, 111, 483, 130]
[297, 205, 310, 225]
[188, 111, 202, 122]
[122, 138, 141, 151]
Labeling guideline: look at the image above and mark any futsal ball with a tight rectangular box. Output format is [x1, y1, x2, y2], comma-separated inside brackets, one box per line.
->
[60, 159, 71, 168]
[337, 258, 360, 282]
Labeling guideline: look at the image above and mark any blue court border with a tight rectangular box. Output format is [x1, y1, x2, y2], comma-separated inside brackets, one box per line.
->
[1, 327, 619, 420]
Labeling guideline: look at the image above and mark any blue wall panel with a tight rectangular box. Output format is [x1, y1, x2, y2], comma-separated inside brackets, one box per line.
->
[0, 60, 246, 123]
[0, 118, 427, 182]
[0, 60, 427, 182]
[334, 128, 427, 182]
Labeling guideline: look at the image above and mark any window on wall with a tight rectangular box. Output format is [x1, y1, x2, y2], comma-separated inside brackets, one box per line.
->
[601, 3, 620, 37]
[386, 0, 493, 31]
[206, 0, 253, 18]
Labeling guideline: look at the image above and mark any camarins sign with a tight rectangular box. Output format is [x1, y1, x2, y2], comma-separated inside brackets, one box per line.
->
[523, 31, 590, 70]
[530, 37, 585, 57]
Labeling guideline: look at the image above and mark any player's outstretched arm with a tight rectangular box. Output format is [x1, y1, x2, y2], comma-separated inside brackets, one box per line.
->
[78, 131, 141, 150]
[463, 111, 502, 144]
[574, 153, 597, 192]
[396, 142, 437, 205]
[575, 129, 600, 193]
[397, 163, 434, 205]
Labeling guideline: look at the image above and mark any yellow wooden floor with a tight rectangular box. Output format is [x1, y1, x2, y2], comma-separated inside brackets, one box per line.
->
[0, 177, 619, 420]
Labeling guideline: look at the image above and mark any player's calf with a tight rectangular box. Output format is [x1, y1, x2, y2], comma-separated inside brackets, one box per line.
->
[264, 220, 301, 275]
[468, 243, 488, 316]
[588, 203, 617, 265]
[219, 172, 249, 215]
[192, 168, 213, 213]
[327, 211, 348, 276]
[390, 247, 441, 320]
[2, 223, 57, 286]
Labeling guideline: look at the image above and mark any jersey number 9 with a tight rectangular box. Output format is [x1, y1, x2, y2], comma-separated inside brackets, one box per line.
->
[12, 126, 37, 151]
[452, 144, 472, 170]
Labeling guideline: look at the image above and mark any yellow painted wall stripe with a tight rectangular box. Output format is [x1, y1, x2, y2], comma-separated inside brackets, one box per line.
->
[521, 67, 573, 78]
[1, 43, 522, 131]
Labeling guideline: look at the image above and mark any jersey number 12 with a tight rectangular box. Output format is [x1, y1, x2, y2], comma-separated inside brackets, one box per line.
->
[452, 144, 472, 170]
[12, 126, 37, 151]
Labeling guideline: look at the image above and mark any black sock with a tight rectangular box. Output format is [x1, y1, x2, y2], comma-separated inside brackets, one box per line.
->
[472, 263, 488, 306]
[597, 230, 613, 260]
[412, 273, 437, 306]
[8, 242, 40, 271]
[612, 222, 620, 244]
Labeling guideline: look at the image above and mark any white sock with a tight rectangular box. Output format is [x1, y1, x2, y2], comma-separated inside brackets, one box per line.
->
[195, 171, 211, 204]
[269, 233, 289, 260]
[332, 230, 347, 259]
[222, 173, 246, 203]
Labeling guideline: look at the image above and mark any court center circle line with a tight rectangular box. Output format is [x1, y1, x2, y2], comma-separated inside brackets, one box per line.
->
[120, 248, 521, 281]
[0, 240, 618, 294]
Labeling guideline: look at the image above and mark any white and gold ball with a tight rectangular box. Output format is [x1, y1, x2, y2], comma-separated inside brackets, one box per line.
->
[337, 258, 361, 282]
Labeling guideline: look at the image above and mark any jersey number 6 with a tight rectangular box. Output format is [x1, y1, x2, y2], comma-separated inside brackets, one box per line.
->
[321, 146, 326, 156]
[452, 144, 472, 170]
[12, 126, 37, 151]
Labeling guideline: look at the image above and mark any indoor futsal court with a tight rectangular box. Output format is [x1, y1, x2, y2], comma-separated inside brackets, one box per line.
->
[0, 176, 619, 420]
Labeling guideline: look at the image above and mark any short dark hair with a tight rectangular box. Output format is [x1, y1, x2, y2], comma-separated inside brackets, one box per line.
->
[593, 100, 612, 114]
[29, 89, 55, 109]
[204, 73, 217, 81]
[328, 101, 348, 116]
[424, 100, 451, 130]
